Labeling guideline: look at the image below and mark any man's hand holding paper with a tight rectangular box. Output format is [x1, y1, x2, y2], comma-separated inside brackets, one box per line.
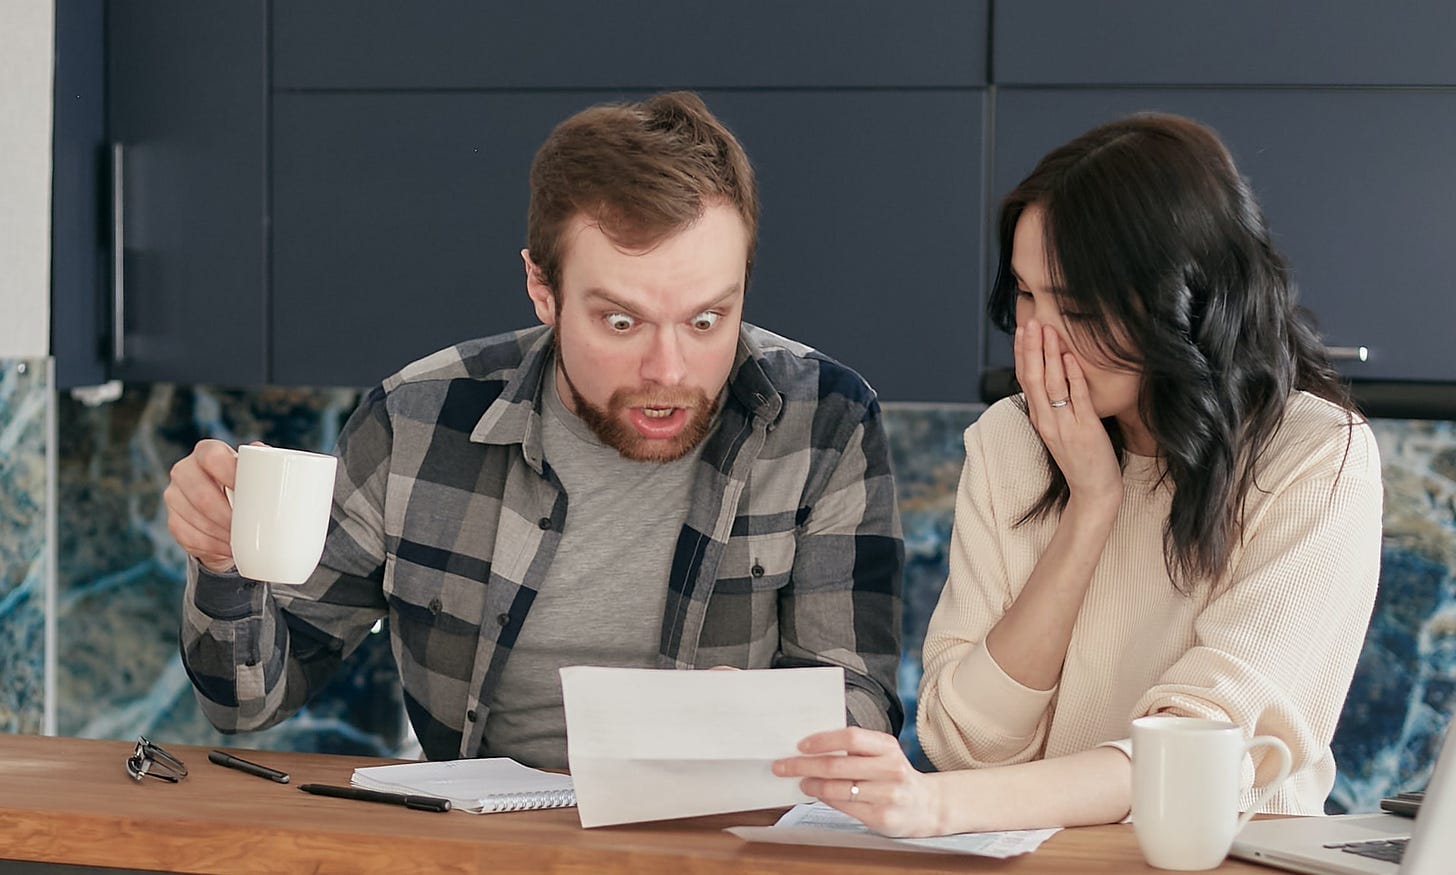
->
[559, 665, 845, 828]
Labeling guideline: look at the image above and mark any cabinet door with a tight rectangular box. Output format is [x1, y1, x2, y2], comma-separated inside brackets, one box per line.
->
[988, 89, 1456, 384]
[274, 0, 986, 90]
[273, 91, 986, 401]
[52, 0, 106, 388]
[106, 0, 267, 385]
[995, 1, 1456, 86]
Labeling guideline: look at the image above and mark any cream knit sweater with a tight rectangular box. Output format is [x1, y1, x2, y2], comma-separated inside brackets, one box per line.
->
[917, 391, 1382, 815]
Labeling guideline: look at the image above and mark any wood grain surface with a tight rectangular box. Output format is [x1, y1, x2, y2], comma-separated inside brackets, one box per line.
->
[0, 734, 1275, 874]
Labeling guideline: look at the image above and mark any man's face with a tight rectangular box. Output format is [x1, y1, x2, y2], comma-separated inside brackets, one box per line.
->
[524, 202, 748, 462]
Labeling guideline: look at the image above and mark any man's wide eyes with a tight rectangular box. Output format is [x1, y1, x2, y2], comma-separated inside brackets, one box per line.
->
[602, 311, 721, 331]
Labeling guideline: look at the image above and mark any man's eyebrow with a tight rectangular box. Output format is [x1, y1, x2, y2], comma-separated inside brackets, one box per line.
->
[581, 283, 743, 316]
[580, 289, 639, 314]
[696, 284, 743, 311]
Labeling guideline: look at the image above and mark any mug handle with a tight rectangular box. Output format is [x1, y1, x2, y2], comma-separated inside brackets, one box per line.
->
[1236, 735, 1293, 829]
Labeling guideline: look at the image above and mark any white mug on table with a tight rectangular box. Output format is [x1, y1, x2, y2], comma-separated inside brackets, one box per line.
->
[1131, 715, 1292, 871]
[228, 444, 337, 585]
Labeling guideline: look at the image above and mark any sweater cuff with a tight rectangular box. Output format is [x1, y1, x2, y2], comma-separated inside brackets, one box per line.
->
[948, 641, 1057, 741]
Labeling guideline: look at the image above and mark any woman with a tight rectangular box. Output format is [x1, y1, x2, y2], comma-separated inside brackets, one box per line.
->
[773, 113, 1382, 837]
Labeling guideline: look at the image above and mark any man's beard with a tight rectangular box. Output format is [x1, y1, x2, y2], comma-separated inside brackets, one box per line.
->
[557, 357, 720, 463]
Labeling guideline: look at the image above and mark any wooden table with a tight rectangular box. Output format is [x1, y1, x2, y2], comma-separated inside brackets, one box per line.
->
[0, 734, 1274, 874]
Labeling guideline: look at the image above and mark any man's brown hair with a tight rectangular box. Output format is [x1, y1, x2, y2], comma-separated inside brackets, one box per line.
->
[526, 91, 759, 296]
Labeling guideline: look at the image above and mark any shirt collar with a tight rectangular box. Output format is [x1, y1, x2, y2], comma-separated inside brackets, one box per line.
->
[470, 327, 555, 471]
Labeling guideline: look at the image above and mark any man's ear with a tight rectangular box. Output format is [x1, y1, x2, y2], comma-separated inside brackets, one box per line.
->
[522, 249, 557, 327]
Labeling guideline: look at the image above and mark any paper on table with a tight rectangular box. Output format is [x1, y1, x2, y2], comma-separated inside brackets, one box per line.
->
[727, 802, 1061, 859]
[559, 665, 845, 828]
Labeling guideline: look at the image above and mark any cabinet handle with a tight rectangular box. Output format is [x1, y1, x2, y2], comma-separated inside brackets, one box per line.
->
[111, 142, 125, 364]
[1326, 345, 1369, 363]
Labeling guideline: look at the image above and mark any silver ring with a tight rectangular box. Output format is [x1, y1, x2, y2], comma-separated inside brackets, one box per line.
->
[1049, 397, 1071, 408]
[849, 781, 860, 800]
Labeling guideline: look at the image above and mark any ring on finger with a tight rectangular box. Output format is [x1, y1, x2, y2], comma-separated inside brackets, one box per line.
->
[1049, 397, 1071, 408]
[849, 781, 860, 801]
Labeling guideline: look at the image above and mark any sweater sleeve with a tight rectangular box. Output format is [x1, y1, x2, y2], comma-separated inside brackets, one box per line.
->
[917, 407, 1058, 769]
[1130, 419, 1382, 812]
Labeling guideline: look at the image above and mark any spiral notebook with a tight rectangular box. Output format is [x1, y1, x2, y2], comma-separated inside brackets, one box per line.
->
[351, 757, 576, 814]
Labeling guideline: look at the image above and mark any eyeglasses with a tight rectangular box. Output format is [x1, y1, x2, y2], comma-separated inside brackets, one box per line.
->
[125, 737, 188, 783]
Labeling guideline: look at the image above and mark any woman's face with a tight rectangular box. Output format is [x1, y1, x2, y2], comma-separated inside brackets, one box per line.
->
[1011, 205, 1145, 437]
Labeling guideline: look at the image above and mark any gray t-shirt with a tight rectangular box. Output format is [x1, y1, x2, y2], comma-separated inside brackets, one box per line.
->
[481, 371, 703, 769]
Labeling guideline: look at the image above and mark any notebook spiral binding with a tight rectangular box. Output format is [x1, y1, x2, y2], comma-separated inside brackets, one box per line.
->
[488, 789, 576, 812]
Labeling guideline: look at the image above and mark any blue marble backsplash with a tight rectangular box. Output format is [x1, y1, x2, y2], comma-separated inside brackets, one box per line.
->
[1, 379, 1451, 814]
[0, 358, 49, 736]
[52, 385, 405, 756]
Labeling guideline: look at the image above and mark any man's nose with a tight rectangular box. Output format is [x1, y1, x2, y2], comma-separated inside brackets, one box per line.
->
[641, 327, 687, 386]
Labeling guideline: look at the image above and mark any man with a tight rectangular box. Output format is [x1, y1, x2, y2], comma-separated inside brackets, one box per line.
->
[166, 91, 903, 768]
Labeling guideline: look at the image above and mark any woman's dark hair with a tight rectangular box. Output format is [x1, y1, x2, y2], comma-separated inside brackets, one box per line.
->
[986, 112, 1353, 592]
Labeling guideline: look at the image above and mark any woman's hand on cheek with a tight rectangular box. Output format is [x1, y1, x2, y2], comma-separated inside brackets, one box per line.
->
[1016, 321, 1122, 504]
[772, 727, 944, 838]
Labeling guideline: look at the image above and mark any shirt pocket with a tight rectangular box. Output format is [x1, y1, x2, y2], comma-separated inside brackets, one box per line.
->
[700, 532, 797, 663]
[381, 553, 482, 695]
[382, 552, 484, 647]
[717, 532, 798, 594]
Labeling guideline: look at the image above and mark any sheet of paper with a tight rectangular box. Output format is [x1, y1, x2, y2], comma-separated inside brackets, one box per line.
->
[727, 802, 1061, 858]
[559, 665, 845, 828]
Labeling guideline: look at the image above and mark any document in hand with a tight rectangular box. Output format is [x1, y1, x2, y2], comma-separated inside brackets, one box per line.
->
[350, 757, 575, 814]
[559, 665, 846, 828]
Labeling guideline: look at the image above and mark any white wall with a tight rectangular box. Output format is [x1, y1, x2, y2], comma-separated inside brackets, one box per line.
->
[0, 1, 55, 357]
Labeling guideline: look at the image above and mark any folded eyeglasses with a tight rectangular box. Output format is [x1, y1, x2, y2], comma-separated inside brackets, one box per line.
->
[125, 736, 189, 783]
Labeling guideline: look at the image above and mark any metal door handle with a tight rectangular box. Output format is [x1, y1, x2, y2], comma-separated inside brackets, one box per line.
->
[111, 142, 125, 363]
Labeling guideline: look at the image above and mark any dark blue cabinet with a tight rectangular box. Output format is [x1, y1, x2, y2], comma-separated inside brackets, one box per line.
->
[69, 0, 988, 399]
[987, 89, 1456, 385]
[995, 1, 1456, 86]
[55, 1, 1456, 408]
[273, 90, 987, 398]
[104, 0, 268, 386]
[274, 0, 986, 90]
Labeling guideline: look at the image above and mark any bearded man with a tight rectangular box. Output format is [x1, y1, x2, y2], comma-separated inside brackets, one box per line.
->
[166, 91, 903, 767]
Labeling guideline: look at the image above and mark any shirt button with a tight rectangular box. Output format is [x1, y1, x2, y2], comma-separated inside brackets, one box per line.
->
[428, 598, 442, 615]
[466, 709, 478, 722]
[751, 564, 765, 578]
[496, 612, 510, 627]
[538, 516, 552, 530]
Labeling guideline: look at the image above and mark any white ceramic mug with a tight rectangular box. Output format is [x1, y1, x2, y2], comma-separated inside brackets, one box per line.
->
[228, 445, 337, 584]
[1131, 715, 1293, 871]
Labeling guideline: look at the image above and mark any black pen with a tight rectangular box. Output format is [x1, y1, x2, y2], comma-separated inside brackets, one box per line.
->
[298, 783, 452, 813]
[208, 750, 290, 784]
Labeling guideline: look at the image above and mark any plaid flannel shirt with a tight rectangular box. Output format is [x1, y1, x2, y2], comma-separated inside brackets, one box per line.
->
[181, 323, 904, 759]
